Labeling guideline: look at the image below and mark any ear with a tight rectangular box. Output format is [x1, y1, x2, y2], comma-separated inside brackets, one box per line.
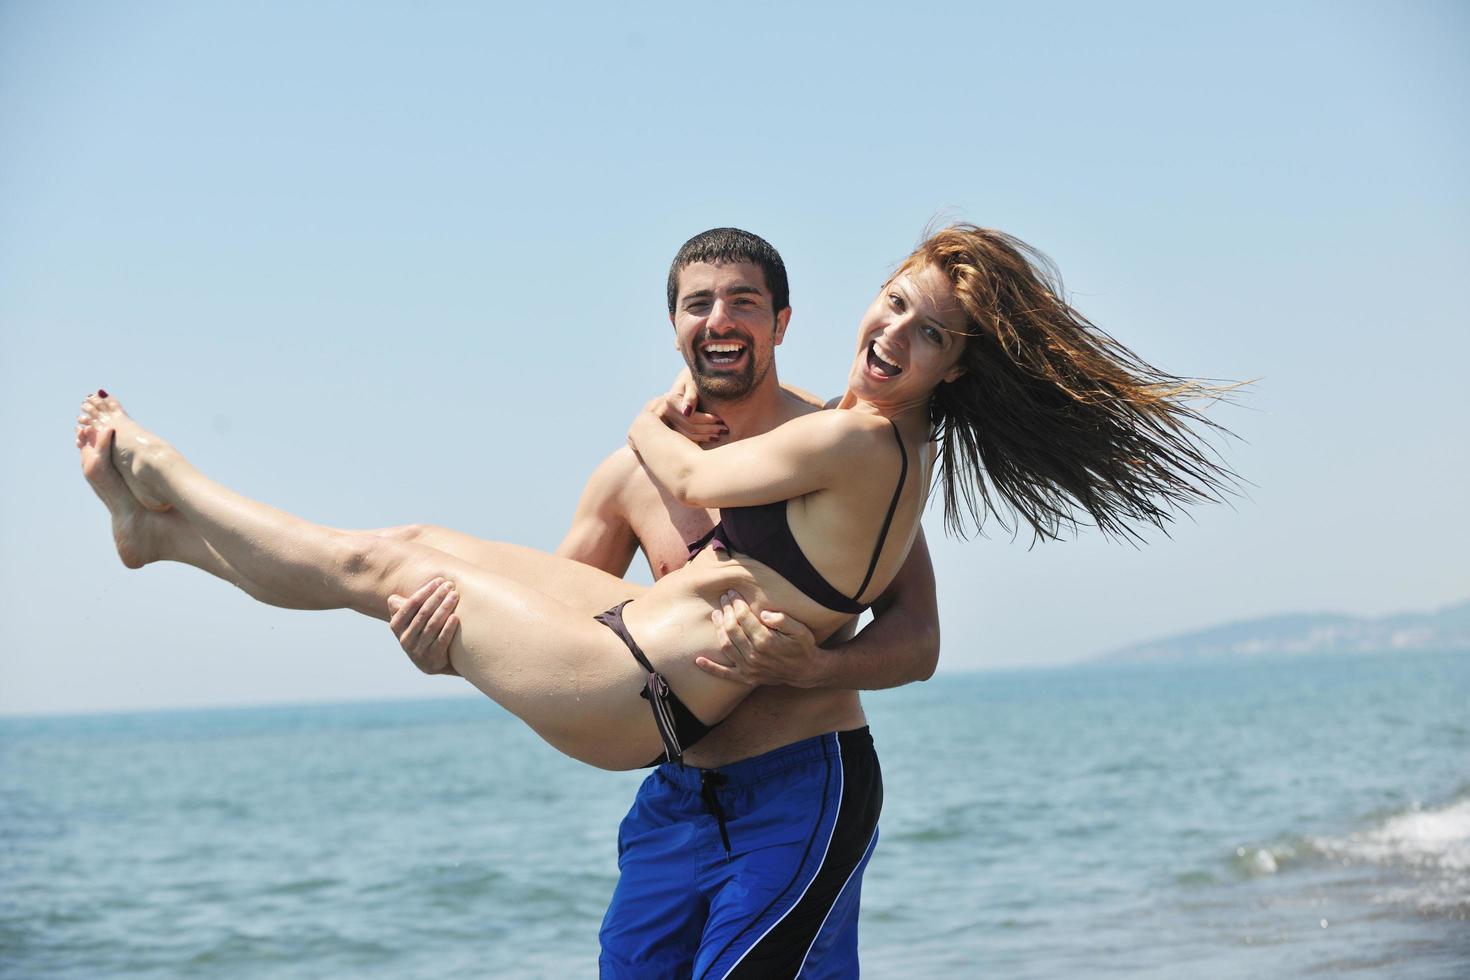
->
[773, 307, 792, 346]
[943, 364, 966, 385]
[670, 312, 677, 348]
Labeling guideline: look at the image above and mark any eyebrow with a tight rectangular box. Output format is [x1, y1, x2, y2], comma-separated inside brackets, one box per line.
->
[681, 285, 767, 305]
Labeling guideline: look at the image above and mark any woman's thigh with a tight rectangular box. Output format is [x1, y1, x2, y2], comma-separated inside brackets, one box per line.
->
[375, 543, 663, 769]
[371, 524, 642, 617]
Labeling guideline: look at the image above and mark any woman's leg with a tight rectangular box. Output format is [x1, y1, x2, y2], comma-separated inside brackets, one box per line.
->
[79, 394, 668, 768]
[79, 415, 631, 618]
[81, 424, 464, 611]
[369, 524, 631, 615]
[78, 423, 325, 607]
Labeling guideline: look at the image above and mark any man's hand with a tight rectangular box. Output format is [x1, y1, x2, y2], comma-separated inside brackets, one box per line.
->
[387, 577, 461, 676]
[657, 368, 728, 444]
[696, 590, 827, 688]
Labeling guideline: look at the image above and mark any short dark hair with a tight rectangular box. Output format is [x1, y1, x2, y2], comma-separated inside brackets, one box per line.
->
[666, 227, 790, 315]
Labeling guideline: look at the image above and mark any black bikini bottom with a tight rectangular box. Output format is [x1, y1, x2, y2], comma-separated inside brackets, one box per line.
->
[593, 600, 715, 767]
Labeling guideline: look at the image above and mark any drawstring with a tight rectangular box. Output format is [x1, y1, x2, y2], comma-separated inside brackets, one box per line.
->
[699, 771, 732, 858]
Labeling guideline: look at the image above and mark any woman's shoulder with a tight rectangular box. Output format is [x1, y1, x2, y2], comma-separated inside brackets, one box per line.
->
[790, 405, 896, 457]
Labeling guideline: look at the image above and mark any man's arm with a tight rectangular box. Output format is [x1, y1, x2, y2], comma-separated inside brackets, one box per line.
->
[827, 528, 940, 686]
[699, 528, 941, 689]
[554, 447, 641, 574]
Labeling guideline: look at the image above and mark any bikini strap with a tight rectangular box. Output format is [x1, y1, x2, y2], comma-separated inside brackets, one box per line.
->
[852, 420, 908, 602]
[686, 522, 722, 562]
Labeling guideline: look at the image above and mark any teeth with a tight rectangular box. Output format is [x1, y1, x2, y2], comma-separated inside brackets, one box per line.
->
[871, 344, 900, 370]
[704, 343, 744, 353]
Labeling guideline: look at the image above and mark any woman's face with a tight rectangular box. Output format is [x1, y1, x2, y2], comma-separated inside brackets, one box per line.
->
[848, 262, 970, 407]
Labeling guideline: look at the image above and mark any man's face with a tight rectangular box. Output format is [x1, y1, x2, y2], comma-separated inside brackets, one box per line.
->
[671, 261, 790, 402]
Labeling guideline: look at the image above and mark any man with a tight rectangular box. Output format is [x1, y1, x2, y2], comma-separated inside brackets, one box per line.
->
[388, 228, 939, 977]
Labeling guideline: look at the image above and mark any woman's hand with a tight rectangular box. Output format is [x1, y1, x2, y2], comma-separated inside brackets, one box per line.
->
[387, 577, 461, 676]
[650, 369, 729, 445]
[627, 398, 663, 454]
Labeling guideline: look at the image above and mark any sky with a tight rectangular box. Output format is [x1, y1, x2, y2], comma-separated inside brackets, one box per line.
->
[2, 0, 1466, 716]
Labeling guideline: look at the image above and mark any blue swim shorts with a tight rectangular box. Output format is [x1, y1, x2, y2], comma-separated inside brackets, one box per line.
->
[599, 727, 882, 979]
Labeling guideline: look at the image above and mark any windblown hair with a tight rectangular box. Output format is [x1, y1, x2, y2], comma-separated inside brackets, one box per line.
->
[908, 224, 1237, 541]
[667, 227, 790, 314]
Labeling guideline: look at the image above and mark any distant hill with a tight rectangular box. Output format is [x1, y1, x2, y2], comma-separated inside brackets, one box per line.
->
[1093, 598, 1470, 664]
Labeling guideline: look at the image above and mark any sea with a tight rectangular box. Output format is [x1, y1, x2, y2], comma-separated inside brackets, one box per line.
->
[3, 649, 1467, 978]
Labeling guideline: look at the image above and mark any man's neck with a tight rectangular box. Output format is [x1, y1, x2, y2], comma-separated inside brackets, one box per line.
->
[702, 372, 799, 442]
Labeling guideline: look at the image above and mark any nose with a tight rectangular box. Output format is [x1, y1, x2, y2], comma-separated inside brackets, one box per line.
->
[708, 299, 736, 330]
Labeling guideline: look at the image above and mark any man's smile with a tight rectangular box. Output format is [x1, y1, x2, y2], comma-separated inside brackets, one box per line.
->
[700, 339, 749, 369]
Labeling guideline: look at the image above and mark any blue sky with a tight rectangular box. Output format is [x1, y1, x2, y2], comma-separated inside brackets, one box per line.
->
[2, 1, 1466, 714]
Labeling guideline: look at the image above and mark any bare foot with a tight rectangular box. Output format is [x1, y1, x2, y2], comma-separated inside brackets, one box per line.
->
[76, 423, 160, 569]
[76, 391, 173, 511]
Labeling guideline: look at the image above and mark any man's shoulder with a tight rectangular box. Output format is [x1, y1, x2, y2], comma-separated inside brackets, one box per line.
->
[778, 383, 827, 412]
[776, 385, 854, 417]
[580, 446, 653, 512]
[587, 443, 709, 574]
[592, 444, 643, 480]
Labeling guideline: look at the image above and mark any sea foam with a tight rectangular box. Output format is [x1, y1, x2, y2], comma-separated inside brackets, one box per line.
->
[1312, 798, 1470, 873]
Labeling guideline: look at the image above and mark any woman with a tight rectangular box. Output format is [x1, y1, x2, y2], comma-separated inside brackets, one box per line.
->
[76, 224, 1232, 770]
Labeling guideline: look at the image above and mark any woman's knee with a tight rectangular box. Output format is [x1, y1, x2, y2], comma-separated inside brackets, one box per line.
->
[337, 531, 415, 596]
[369, 523, 431, 543]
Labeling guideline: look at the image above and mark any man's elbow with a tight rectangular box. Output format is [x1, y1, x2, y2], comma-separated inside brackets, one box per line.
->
[909, 621, 941, 682]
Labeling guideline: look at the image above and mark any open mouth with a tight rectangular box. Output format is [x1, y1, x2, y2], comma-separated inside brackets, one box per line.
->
[866, 341, 902, 378]
[701, 340, 748, 368]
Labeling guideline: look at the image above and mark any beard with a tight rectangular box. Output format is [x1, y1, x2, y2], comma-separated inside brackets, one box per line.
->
[691, 347, 773, 402]
[687, 325, 774, 402]
[695, 357, 756, 400]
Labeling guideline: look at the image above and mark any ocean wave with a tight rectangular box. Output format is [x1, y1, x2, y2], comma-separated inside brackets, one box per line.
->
[1229, 842, 1298, 877]
[1227, 796, 1470, 916]
[1309, 797, 1470, 874]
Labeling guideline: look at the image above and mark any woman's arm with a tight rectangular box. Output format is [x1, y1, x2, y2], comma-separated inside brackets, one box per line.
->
[627, 403, 874, 509]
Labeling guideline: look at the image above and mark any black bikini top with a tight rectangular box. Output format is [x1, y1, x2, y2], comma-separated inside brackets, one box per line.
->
[686, 420, 909, 614]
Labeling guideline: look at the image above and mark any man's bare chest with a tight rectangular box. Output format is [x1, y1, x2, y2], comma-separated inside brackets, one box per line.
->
[623, 473, 716, 580]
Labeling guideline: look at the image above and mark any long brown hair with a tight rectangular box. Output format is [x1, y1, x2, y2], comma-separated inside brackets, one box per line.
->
[908, 224, 1238, 540]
